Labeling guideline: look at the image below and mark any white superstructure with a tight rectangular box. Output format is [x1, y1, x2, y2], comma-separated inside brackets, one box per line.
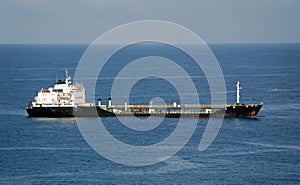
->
[31, 69, 86, 107]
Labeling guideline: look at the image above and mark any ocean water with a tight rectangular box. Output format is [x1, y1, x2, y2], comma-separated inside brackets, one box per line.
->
[0, 43, 299, 184]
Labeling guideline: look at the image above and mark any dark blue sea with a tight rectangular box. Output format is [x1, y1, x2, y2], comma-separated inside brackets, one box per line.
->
[0, 43, 299, 184]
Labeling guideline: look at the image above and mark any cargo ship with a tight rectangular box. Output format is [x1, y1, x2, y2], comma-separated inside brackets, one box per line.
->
[26, 70, 263, 118]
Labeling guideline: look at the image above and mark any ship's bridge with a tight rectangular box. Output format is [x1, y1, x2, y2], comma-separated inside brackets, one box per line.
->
[53, 83, 70, 93]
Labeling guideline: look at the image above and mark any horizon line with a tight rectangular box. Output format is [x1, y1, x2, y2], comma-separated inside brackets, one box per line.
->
[0, 41, 300, 45]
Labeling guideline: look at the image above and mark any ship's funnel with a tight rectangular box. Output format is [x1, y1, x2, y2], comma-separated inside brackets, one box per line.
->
[108, 98, 112, 106]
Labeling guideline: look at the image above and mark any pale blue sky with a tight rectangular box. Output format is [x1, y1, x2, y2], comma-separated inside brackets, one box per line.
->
[0, 0, 299, 44]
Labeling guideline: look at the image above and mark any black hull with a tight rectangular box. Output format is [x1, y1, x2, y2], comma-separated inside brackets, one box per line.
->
[224, 104, 263, 118]
[26, 106, 115, 117]
[26, 104, 263, 118]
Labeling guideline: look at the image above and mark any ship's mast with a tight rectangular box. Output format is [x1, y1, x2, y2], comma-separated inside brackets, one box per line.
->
[65, 69, 71, 85]
[236, 81, 241, 104]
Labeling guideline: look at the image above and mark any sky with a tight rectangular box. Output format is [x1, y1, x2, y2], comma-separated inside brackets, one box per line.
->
[0, 0, 299, 44]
